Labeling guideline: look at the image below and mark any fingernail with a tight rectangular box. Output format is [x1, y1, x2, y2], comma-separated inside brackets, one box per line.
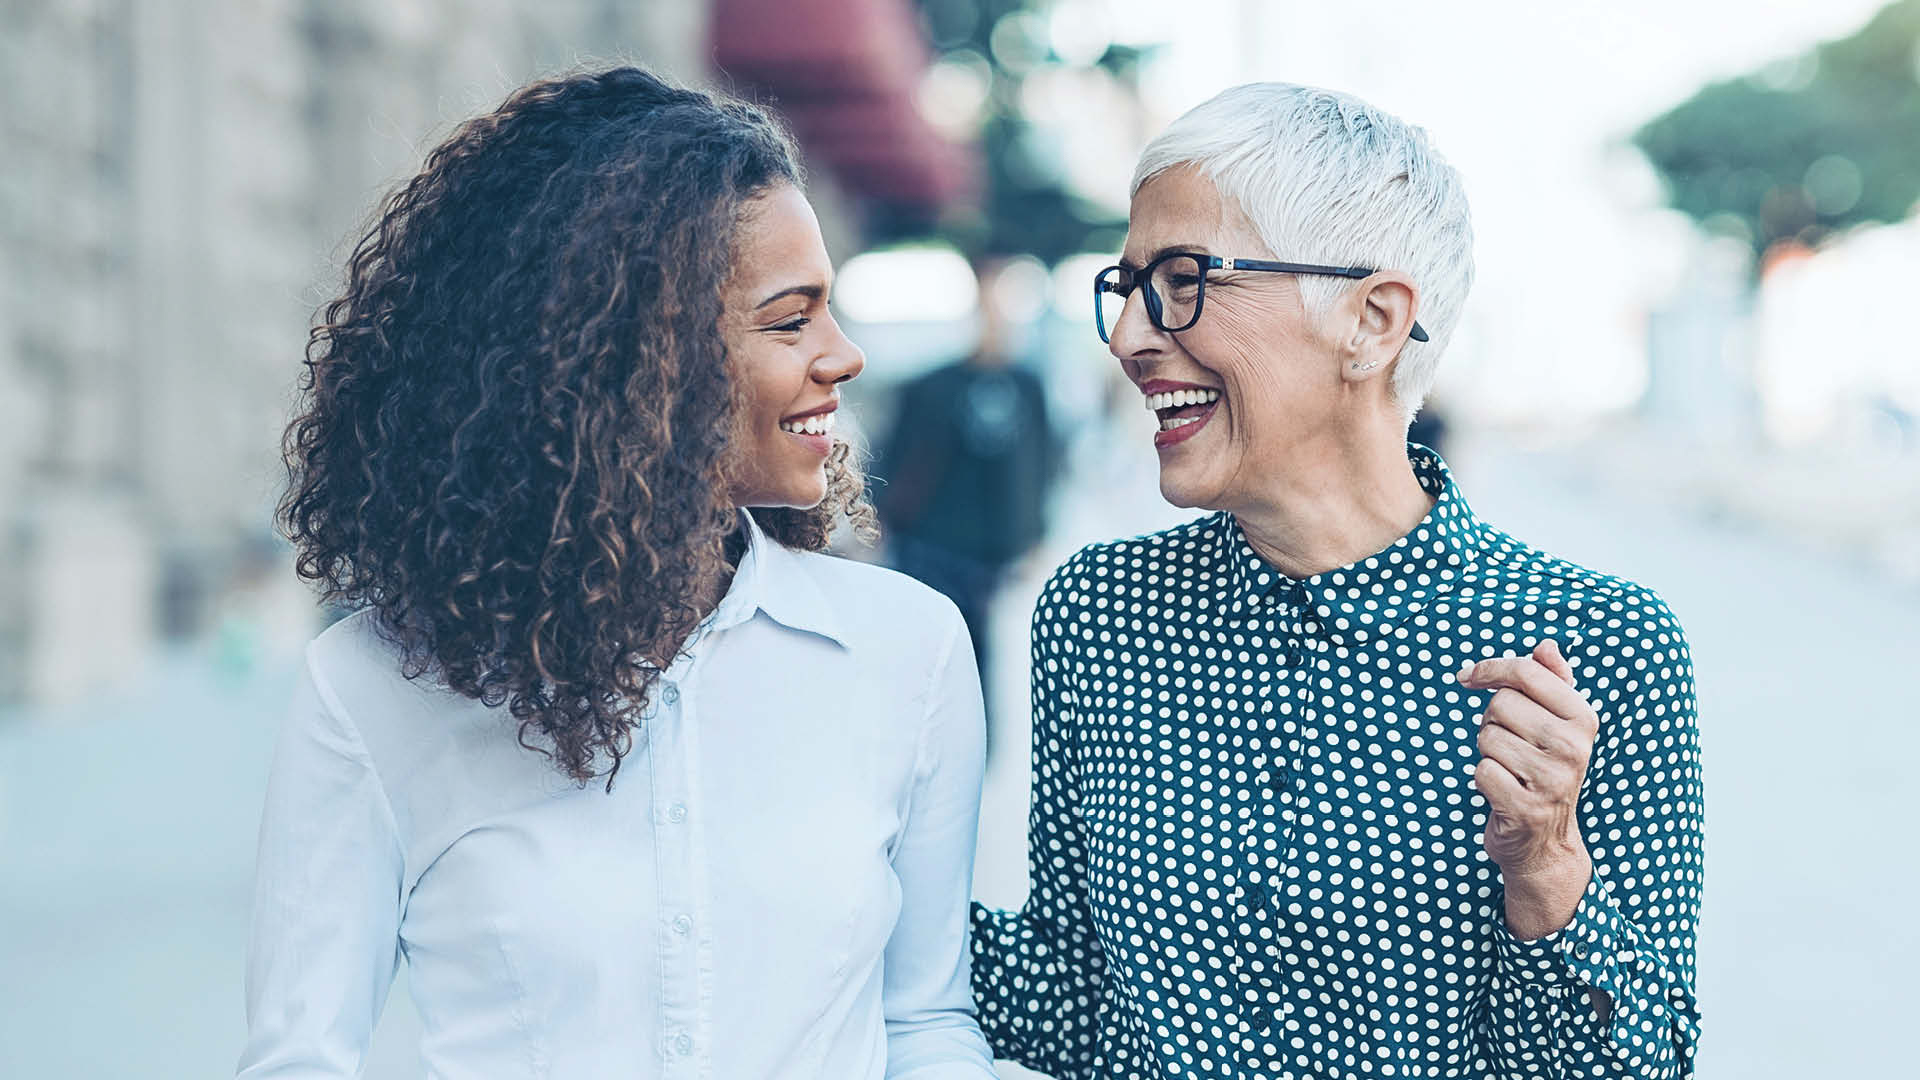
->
[1457, 661, 1475, 682]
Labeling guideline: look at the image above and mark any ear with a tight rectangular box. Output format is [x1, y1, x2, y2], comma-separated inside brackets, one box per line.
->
[1338, 271, 1420, 384]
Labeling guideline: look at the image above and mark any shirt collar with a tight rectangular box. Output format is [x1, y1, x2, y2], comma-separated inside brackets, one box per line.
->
[1222, 443, 1492, 648]
[708, 509, 850, 648]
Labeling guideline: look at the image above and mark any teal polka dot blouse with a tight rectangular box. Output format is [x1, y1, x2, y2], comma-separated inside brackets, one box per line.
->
[971, 444, 1703, 1078]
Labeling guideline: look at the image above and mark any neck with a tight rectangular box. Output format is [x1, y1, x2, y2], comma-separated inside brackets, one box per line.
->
[1232, 434, 1435, 580]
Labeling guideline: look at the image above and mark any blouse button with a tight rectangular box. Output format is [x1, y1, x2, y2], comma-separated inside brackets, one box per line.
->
[668, 803, 688, 823]
[675, 1032, 693, 1055]
[672, 914, 692, 935]
[662, 684, 681, 706]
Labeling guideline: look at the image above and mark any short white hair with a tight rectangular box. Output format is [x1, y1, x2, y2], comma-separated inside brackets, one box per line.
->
[1132, 83, 1474, 422]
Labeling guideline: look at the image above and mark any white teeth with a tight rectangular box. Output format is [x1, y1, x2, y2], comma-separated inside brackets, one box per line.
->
[781, 412, 837, 436]
[1144, 388, 1220, 411]
[1158, 415, 1204, 432]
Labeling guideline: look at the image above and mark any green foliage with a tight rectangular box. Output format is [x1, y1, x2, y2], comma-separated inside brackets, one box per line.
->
[1634, 0, 1920, 261]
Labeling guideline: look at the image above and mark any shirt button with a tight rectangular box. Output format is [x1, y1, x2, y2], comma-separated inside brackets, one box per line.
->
[672, 914, 692, 935]
[668, 803, 688, 823]
[675, 1032, 693, 1055]
[662, 684, 680, 706]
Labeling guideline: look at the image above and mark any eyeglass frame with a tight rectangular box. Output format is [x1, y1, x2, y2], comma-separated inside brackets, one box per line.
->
[1093, 252, 1430, 345]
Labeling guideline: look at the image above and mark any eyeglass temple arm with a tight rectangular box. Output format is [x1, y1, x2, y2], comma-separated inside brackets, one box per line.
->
[1214, 258, 1430, 342]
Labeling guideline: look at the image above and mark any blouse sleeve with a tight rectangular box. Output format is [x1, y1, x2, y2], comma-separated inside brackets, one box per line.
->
[882, 606, 998, 1079]
[1481, 588, 1705, 1078]
[236, 649, 405, 1078]
[968, 556, 1110, 1079]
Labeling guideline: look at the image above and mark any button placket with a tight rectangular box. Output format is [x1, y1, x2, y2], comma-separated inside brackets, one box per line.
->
[648, 666, 703, 1074]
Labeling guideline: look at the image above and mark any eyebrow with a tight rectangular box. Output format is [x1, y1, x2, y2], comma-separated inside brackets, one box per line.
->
[1118, 244, 1212, 272]
[754, 283, 825, 310]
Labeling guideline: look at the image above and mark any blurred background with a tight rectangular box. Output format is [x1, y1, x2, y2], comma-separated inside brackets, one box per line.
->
[2, 0, 1916, 1076]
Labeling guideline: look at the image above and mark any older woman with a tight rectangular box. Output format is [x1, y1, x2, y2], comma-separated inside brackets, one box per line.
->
[970, 84, 1702, 1079]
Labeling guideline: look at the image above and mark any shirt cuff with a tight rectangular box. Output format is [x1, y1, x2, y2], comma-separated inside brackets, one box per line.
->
[1490, 871, 1633, 999]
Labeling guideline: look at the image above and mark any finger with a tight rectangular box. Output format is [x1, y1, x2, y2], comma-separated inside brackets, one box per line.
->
[1477, 721, 1548, 787]
[1457, 654, 1588, 722]
[1473, 754, 1528, 807]
[1533, 639, 1576, 687]
[1484, 688, 1586, 759]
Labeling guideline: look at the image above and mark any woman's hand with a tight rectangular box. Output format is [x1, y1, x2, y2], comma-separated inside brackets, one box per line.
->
[1458, 640, 1598, 941]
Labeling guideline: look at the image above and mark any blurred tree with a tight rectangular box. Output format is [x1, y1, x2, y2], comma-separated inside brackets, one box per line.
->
[871, 0, 1147, 261]
[1634, 0, 1920, 267]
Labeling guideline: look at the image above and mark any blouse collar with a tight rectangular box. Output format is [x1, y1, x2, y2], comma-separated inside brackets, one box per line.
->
[1222, 443, 1493, 648]
[706, 510, 850, 648]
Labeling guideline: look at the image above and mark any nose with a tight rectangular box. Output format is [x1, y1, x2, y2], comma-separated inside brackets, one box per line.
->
[815, 313, 865, 385]
[1106, 285, 1166, 369]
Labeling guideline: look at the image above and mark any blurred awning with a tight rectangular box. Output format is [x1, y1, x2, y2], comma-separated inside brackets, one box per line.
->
[710, 0, 979, 209]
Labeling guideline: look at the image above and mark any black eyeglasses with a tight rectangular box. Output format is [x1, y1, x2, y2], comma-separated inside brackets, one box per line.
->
[1094, 252, 1430, 345]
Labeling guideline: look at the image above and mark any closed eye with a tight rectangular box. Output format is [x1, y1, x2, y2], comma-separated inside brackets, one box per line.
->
[767, 317, 811, 333]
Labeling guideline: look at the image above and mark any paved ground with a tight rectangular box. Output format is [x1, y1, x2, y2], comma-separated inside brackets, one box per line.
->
[2, 435, 1913, 1077]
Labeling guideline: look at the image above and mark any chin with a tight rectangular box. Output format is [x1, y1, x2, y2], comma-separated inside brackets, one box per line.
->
[1156, 466, 1217, 511]
[778, 477, 829, 510]
[1158, 480, 1200, 509]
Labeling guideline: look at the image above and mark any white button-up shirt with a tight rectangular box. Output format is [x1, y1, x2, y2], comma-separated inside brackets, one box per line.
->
[237, 513, 995, 1078]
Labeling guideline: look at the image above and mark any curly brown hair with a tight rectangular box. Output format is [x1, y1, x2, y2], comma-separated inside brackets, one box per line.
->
[280, 66, 874, 787]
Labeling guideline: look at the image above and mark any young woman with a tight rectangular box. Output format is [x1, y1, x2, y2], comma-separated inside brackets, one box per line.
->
[238, 67, 995, 1078]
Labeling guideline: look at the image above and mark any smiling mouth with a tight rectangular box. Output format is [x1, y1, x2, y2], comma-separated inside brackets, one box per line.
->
[1146, 387, 1220, 432]
[1143, 386, 1221, 447]
[779, 410, 837, 437]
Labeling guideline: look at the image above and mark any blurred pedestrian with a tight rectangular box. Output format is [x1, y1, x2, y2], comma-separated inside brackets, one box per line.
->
[241, 67, 994, 1078]
[970, 83, 1702, 1080]
[874, 258, 1060, 740]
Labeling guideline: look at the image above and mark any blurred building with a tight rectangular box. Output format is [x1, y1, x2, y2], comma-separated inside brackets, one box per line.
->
[0, 0, 705, 704]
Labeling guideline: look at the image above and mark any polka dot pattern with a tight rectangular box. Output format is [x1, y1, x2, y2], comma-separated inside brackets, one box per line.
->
[971, 445, 1703, 1079]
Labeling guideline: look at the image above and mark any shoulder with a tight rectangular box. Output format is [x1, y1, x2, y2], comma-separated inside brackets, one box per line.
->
[1027, 514, 1222, 636]
[785, 548, 969, 658]
[305, 608, 413, 704]
[1465, 526, 1693, 686]
[303, 609, 451, 736]
[1041, 514, 1222, 596]
[1467, 526, 1680, 621]
[301, 608, 509, 766]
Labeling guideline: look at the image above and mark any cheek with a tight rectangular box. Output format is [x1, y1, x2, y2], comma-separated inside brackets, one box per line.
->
[730, 340, 777, 413]
[1191, 319, 1326, 456]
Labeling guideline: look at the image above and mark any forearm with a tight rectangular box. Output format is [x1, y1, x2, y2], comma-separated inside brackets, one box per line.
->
[1503, 849, 1612, 1023]
[1500, 845, 1591, 942]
